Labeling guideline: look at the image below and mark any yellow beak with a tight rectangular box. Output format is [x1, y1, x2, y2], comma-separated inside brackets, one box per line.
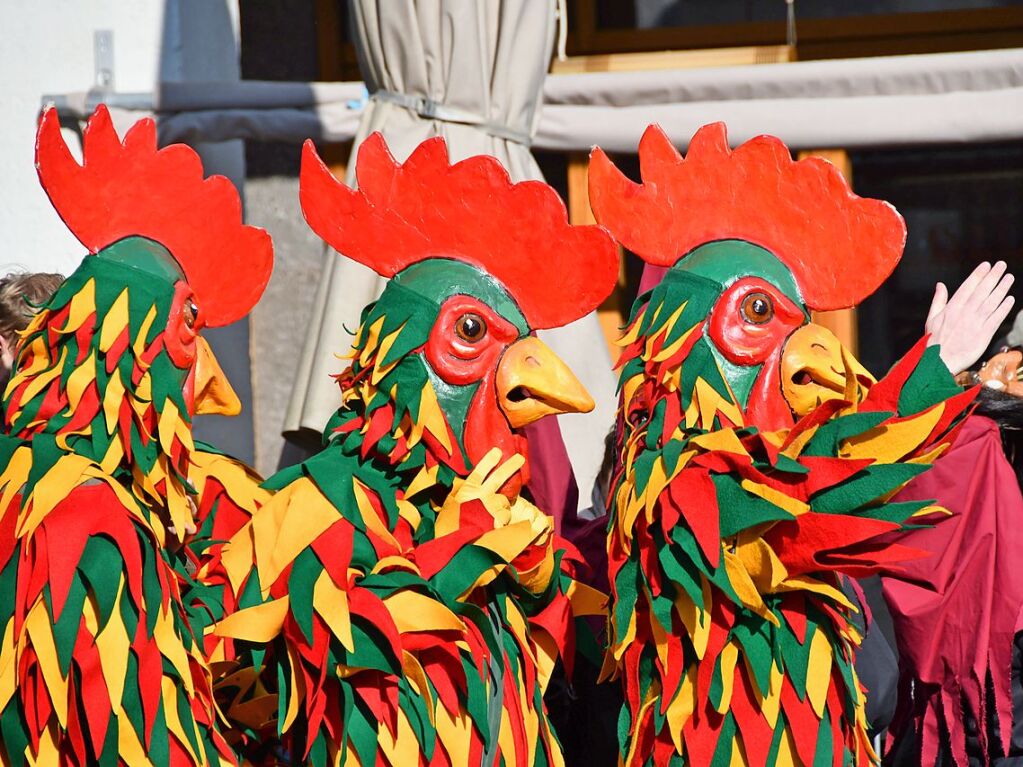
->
[496, 336, 594, 429]
[780, 323, 875, 418]
[193, 337, 242, 417]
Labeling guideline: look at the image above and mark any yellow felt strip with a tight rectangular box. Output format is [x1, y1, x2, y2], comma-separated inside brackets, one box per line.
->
[473, 520, 540, 565]
[384, 589, 465, 634]
[312, 571, 355, 653]
[89, 575, 131, 709]
[498, 704, 517, 767]
[218, 522, 256, 595]
[282, 641, 304, 733]
[19, 345, 67, 405]
[565, 580, 607, 617]
[729, 733, 749, 767]
[156, 400, 180, 460]
[401, 651, 434, 715]
[775, 575, 856, 611]
[735, 535, 790, 593]
[840, 403, 944, 463]
[396, 498, 422, 530]
[674, 579, 712, 660]
[775, 721, 800, 767]
[153, 606, 195, 696]
[378, 707, 420, 766]
[689, 427, 747, 455]
[352, 478, 401, 551]
[132, 304, 159, 362]
[56, 278, 95, 334]
[623, 691, 659, 767]
[666, 666, 698, 753]
[756, 662, 784, 728]
[418, 382, 453, 455]
[0, 619, 16, 711]
[30, 725, 60, 766]
[18, 453, 91, 537]
[64, 350, 96, 414]
[723, 550, 779, 627]
[99, 289, 130, 353]
[0, 446, 33, 515]
[102, 371, 126, 436]
[715, 641, 739, 713]
[404, 464, 439, 500]
[531, 628, 559, 694]
[371, 323, 406, 386]
[646, 303, 687, 359]
[740, 479, 807, 517]
[249, 478, 339, 593]
[214, 597, 290, 642]
[24, 599, 68, 727]
[806, 627, 833, 717]
[434, 701, 472, 767]
[161, 676, 201, 765]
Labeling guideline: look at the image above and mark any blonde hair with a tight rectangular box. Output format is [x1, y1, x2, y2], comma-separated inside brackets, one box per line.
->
[0, 272, 64, 343]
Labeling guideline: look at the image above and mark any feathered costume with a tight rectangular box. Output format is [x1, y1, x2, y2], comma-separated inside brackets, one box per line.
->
[210, 134, 617, 766]
[0, 106, 273, 765]
[587, 123, 975, 767]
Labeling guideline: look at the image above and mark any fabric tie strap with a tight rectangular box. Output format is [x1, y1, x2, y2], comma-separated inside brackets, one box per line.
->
[370, 90, 532, 146]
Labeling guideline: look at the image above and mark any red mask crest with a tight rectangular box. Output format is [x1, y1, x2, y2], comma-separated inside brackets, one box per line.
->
[588, 122, 907, 311]
[35, 105, 273, 327]
[300, 132, 620, 329]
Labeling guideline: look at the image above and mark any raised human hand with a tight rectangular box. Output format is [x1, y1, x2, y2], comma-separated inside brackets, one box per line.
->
[925, 261, 1015, 375]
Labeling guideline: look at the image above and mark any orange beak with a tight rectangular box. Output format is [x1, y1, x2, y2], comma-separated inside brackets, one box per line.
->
[193, 337, 242, 416]
[496, 336, 594, 429]
[780, 323, 874, 417]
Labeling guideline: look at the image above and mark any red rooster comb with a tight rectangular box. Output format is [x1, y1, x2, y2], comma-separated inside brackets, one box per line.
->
[35, 105, 273, 327]
[588, 123, 907, 311]
[300, 132, 619, 330]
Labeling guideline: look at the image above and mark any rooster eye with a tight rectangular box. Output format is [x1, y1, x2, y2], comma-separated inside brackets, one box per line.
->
[185, 299, 199, 329]
[455, 312, 487, 343]
[740, 292, 773, 325]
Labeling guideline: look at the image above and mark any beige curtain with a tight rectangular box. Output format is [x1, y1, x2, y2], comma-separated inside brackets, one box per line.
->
[283, 0, 618, 507]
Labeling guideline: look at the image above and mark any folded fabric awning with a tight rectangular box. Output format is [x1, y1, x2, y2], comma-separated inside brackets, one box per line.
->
[44, 47, 1023, 151]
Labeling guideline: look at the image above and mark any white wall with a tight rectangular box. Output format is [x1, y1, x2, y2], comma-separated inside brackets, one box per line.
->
[0, 0, 255, 462]
[0, 0, 168, 276]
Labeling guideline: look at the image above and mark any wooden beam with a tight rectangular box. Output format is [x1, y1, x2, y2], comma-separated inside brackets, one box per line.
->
[567, 152, 625, 361]
[551, 45, 793, 74]
[798, 149, 859, 356]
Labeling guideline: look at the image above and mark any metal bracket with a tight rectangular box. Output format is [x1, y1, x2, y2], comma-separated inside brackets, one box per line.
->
[93, 29, 114, 91]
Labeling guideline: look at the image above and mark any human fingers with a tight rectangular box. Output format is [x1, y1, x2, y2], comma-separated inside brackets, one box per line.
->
[967, 261, 1008, 312]
[925, 282, 948, 330]
[979, 272, 1014, 317]
[947, 261, 992, 310]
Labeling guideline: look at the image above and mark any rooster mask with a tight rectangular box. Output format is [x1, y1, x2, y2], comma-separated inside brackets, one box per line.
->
[589, 123, 972, 767]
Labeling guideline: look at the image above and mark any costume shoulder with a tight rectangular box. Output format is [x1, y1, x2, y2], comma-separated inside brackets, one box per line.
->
[212, 442, 600, 766]
[0, 446, 235, 765]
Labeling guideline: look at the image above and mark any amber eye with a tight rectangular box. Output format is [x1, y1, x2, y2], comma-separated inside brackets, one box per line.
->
[455, 312, 487, 343]
[185, 299, 199, 329]
[740, 292, 774, 325]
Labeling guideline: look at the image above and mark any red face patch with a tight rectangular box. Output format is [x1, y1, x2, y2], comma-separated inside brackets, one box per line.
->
[163, 281, 205, 413]
[425, 296, 519, 386]
[708, 277, 805, 367]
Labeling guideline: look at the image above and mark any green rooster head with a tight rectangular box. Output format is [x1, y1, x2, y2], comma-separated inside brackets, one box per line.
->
[299, 133, 620, 493]
[6, 106, 273, 529]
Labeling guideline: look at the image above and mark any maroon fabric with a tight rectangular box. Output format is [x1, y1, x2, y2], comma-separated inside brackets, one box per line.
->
[880, 415, 1023, 766]
[639, 264, 668, 294]
[523, 417, 578, 535]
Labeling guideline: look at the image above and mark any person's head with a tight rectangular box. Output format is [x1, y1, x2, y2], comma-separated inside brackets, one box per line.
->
[0, 271, 63, 376]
